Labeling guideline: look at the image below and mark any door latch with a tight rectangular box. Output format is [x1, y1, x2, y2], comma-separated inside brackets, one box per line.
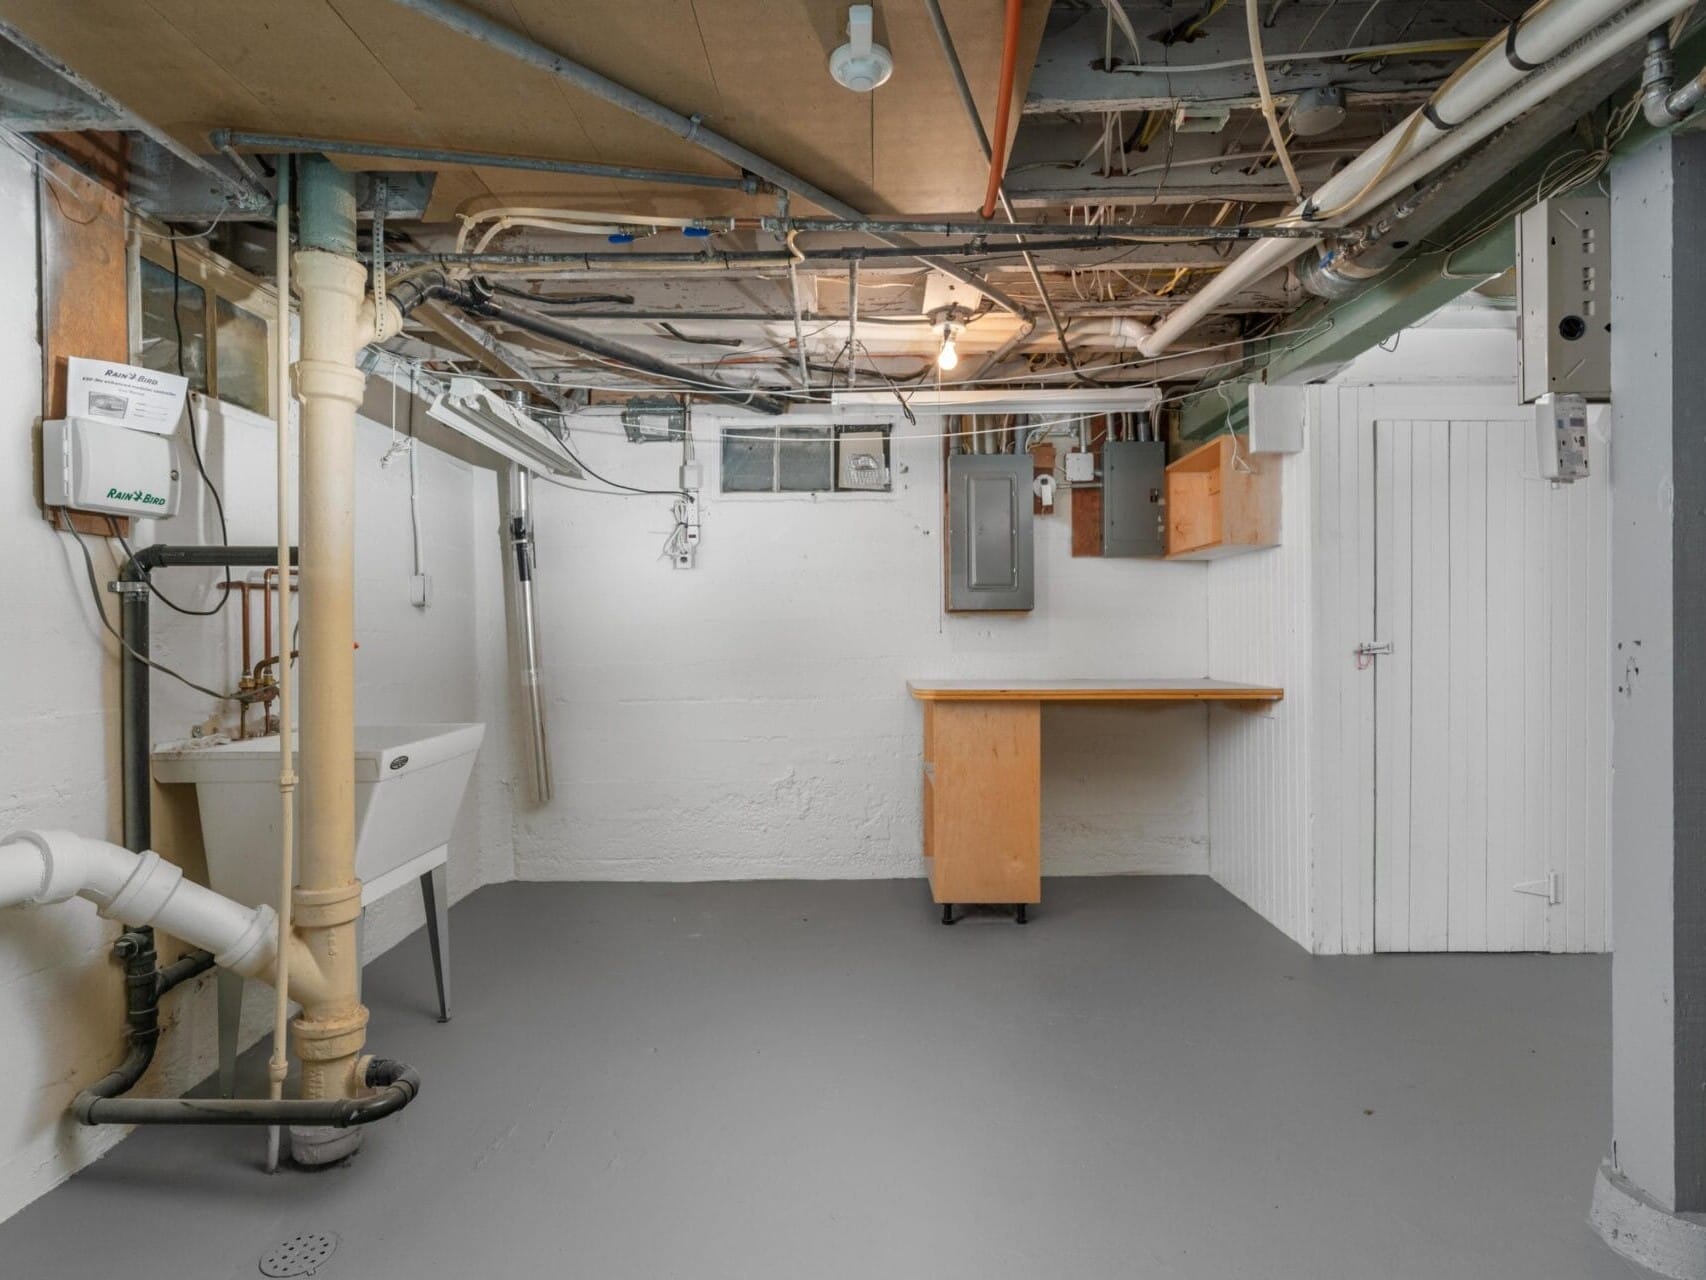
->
[1513, 873, 1561, 905]
[1354, 640, 1393, 669]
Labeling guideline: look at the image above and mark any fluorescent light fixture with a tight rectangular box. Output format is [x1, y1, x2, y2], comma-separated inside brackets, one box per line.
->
[831, 387, 1161, 416]
[425, 376, 583, 476]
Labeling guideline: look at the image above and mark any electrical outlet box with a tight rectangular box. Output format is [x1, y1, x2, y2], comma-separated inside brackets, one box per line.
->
[1517, 196, 1610, 403]
[1535, 393, 1590, 483]
[1064, 451, 1097, 484]
[42, 416, 181, 519]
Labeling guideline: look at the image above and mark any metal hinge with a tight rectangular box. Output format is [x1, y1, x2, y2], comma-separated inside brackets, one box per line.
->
[1513, 872, 1561, 905]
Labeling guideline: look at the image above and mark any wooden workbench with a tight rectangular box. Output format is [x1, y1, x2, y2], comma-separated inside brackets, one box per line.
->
[909, 679, 1284, 923]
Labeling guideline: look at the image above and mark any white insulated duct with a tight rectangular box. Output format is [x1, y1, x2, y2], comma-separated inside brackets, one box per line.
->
[1139, 0, 1693, 356]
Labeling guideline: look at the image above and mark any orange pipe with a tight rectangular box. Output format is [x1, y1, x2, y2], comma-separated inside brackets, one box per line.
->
[980, 0, 1024, 220]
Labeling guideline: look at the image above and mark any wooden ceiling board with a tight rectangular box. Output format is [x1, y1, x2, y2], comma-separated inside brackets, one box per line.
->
[8, 0, 1049, 220]
[872, 0, 1050, 214]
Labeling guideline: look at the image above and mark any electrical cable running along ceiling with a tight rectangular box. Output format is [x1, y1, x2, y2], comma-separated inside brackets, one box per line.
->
[0, 0, 1656, 394]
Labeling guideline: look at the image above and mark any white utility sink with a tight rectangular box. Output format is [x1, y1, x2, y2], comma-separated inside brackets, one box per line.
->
[153, 722, 483, 1089]
[153, 722, 484, 910]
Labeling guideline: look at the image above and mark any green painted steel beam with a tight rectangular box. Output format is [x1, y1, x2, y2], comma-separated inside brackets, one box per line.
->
[1178, 25, 1706, 443]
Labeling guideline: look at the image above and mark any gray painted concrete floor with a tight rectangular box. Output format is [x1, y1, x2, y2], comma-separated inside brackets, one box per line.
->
[0, 877, 1650, 1280]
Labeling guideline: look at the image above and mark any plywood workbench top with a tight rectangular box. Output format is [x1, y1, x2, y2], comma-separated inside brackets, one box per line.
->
[907, 678, 1284, 703]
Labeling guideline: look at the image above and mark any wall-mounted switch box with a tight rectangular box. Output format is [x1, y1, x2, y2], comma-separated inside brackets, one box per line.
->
[1102, 440, 1167, 557]
[1535, 393, 1590, 483]
[947, 454, 1033, 612]
[42, 416, 181, 519]
[1517, 195, 1610, 403]
[1064, 451, 1096, 484]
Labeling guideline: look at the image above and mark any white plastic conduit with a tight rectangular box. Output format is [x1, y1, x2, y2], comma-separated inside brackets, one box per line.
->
[1, 831, 279, 980]
[1139, 0, 1693, 356]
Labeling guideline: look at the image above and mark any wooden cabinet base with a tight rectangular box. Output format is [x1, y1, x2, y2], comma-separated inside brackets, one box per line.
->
[921, 700, 1041, 906]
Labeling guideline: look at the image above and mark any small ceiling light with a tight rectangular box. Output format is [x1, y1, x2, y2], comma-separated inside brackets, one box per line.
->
[1289, 85, 1348, 138]
[932, 306, 967, 372]
[830, 5, 894, 93]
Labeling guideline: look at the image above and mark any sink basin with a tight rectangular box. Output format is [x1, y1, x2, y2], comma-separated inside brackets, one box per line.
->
[153, 722, 485, 910]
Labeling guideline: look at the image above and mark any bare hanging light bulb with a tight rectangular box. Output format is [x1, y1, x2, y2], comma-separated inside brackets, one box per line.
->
[937, 332, 960, 371]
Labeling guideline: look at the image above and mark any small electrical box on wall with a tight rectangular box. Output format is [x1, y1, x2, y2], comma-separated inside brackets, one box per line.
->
[1516, 195, 1610, 403]
[1535, 393, 1590, 483]
[42, 416, 181, 519]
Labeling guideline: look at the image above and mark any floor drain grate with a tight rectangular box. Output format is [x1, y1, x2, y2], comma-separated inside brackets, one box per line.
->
[259, 1231, 339, 1277]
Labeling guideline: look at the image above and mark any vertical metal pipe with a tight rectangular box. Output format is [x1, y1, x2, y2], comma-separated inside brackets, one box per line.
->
[265, 156, 295, 1175]
[506, 465, 552, 803]
[118, 573, 151, 854]
[846, 261, 859, 388]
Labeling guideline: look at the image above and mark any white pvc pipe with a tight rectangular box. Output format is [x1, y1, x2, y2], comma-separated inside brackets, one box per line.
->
[1, 830, 279, 981]
[1139, 0, 1683, 355]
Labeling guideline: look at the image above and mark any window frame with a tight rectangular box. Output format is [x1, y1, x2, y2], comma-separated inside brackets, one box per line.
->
[716, 418, 895, 497]
[131, 228, 282, 416]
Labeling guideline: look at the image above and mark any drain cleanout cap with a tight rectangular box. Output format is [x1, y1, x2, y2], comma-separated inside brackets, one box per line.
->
[259, 1231, 339, 1277]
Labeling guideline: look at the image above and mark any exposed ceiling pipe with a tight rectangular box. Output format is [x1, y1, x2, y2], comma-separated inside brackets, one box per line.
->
[752, 215, 1325, 239]
[930, 0, 1131, 375]
[980, 0, 1025, 220]
[209, 128, 760, 193]
[0, 18, 270, 210]
[381, 0, 1035, 323]
[1641, 26, 1706, 123]
[412, 281, 792, 414]
[1140, 0, 1694, 356]
[1298, 36, 1646, 300]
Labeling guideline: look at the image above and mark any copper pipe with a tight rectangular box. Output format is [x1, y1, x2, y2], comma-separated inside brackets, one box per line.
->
[980, 0, 1024, 220]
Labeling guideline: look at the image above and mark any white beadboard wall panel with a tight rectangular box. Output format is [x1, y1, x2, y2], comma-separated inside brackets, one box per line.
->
[1205, 427, 1315, 950]
[1307, 387, 1377, 955]
[1203, 381, 1603, 957]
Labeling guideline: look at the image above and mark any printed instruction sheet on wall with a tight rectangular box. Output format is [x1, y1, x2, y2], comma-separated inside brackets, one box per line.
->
[66, 357, 188, 435]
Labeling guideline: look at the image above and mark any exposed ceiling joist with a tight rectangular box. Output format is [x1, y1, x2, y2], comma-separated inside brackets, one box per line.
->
[1025, 0, 1517, 115]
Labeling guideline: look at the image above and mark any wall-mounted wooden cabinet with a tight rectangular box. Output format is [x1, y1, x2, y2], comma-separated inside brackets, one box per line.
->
[1165, 434, 1281, 560]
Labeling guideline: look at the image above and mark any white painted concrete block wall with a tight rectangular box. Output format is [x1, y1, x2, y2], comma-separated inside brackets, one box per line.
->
[513, 413, 1213, 882]
[0, 146, 510, 1222]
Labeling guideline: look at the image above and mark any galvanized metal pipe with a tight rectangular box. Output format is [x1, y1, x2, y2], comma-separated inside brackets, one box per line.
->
[381, 0, 1035, 321]
[506, 465, 552, 805]
[210, 128, 758, 193]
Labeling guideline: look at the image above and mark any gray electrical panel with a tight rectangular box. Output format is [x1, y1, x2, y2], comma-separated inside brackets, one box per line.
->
[947, 453, 1034, 612]
[1516, 195, 1610, 402]
[1102, 440, 1168, 557]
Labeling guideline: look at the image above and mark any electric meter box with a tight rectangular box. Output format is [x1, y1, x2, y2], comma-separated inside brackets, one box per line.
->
[42, 416, 181, 518]
[1535, 393, 1590, 483]
[1516, 196, 1610, 403]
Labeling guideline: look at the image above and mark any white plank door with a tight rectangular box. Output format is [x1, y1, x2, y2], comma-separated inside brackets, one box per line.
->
[1371, 415, 1609, 952]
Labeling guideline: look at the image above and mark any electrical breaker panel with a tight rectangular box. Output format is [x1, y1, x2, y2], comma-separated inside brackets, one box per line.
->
[1535, 393, 1590, 483]
[1101, 440, 1167, 557]
[1516, 196, 1610, 403]
[947, 454, 1034, 612]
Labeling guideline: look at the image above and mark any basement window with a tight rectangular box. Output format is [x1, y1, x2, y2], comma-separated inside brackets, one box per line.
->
[134, 236, 278, 416]
[720, 424, 891, 494]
